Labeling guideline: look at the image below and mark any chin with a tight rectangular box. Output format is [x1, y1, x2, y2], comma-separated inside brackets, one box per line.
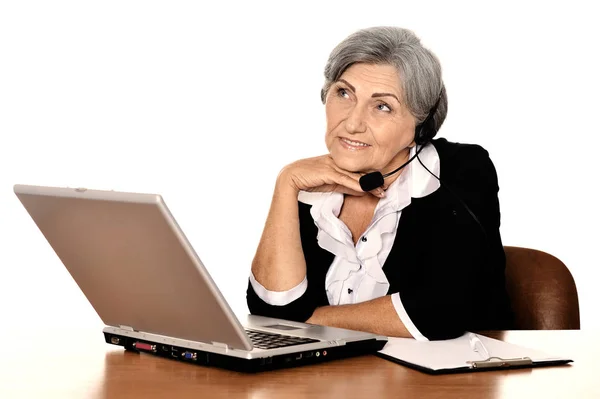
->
[328, 141, 379, 173]
[330, 153, 369, 173]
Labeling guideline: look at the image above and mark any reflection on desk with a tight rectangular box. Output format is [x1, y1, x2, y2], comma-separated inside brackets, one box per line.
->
[0, 328, 598, 399]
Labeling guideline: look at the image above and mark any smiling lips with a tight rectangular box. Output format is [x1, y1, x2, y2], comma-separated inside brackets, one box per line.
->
[339, 137, 371, 150]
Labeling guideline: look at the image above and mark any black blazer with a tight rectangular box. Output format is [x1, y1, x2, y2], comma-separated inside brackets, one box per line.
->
[247, 138, 514, 340]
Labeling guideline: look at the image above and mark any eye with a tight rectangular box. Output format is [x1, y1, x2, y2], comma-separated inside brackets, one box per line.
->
[337, 87, 350, 98]
[377, 103, 392, 112]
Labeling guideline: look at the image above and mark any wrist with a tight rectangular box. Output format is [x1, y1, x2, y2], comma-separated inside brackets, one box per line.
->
[275, 167, 301, 194]
[306, 306, 327, 325]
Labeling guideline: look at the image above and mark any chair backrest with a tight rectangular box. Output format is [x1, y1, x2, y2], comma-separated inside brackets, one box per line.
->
[504, 246, 580, 330]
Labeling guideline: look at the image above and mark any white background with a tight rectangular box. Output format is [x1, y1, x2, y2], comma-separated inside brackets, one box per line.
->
[1, 1, 598, 332]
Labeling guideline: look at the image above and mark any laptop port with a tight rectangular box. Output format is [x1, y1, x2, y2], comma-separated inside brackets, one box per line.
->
[305, 352, 314, 358]
[171, 347, 179, 358]
[134, 342, 156, 352]
[182, 351, 197, 360]
[110, 337, 120, 345]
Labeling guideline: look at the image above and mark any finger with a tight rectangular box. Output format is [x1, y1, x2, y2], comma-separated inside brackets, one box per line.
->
[305, 184, 366, 196]
[370, 187, 386, 198]
[330, 172, 364, 195]
[332, 184, 367, 197]
[326, 160, 383, 197]
[325, 162, 363, 184]
[329, 167, 385, 198]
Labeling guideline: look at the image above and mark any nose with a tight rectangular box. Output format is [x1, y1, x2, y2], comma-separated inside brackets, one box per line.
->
[345, 104, 367, 134]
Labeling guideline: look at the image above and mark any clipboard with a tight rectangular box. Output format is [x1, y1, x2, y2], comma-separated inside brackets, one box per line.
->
[376, 332, 573, 375]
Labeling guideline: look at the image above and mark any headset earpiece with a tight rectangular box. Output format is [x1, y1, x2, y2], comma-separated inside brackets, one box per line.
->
[414, 95, 442, 146]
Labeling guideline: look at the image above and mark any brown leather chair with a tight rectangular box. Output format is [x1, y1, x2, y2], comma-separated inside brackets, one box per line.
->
[504, 246, 580, 330]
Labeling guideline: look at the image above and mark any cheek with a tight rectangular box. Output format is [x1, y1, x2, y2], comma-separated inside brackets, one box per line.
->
[325, 96, 353, 124]
[374, 121, 415, 152]
[324, 115, 336, 149]
[325, 105, 340, 125]
[324, 104, 342, 139]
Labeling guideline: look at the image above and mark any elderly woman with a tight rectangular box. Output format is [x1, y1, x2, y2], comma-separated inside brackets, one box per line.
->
[246, 26, 513, 340]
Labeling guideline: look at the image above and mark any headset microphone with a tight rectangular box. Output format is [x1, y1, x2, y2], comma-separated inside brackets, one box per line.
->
[358, 144, 426, 192]
[359, 172, 385, 192]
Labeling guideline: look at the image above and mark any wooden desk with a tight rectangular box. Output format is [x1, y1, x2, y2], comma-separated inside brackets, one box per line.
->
[0, 328, 597, 398]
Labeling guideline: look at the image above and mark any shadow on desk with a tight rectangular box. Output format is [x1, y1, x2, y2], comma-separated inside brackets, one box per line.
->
[98, 347, 512, 399]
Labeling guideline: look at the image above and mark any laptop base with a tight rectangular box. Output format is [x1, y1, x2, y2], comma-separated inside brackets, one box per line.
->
[104, 331, 386, 373]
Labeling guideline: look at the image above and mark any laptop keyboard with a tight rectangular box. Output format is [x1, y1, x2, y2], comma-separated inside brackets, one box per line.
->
[245, 329, 320, 350]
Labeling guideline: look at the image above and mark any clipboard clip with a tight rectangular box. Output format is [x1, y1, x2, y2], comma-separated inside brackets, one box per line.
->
[467, 333, 533, 369]
[467, 356, 533, 369]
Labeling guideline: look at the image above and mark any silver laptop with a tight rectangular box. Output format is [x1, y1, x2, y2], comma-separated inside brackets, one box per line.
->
[14, 184, 387, 372]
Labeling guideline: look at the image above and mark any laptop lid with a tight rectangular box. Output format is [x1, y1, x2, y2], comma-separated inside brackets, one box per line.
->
[14, 184, 253, 351]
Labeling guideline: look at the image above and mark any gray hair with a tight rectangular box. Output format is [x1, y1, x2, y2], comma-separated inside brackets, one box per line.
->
[321, 26, 447, 135]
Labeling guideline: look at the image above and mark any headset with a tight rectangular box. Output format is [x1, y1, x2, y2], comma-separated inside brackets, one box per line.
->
[358, 94, 440, 192]
[357, 92, 489, 243]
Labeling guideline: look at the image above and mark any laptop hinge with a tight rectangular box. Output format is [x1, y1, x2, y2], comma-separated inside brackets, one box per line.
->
[211, 341, 229, 349]
[118, 325, 135, 332]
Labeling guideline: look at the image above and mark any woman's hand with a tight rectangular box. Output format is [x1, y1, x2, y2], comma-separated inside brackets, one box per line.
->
[278, 155, 384, 198]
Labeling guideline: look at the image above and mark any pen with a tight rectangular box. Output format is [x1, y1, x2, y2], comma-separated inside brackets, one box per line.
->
[468, 333, 491, 360]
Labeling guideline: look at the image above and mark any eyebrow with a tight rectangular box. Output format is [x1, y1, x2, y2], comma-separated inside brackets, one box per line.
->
[372, 92, 400, 103]
[337, 79, 401, 103]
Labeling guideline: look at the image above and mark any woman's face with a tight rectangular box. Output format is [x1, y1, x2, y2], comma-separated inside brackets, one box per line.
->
[325, 63, 417, 174]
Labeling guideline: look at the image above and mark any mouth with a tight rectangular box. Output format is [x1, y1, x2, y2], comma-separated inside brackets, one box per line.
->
[339, 137, 371, 150]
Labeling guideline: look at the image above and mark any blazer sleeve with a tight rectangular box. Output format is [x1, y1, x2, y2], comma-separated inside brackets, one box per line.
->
[397, 143, 512, 340]
[246, 279, 317, 322]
